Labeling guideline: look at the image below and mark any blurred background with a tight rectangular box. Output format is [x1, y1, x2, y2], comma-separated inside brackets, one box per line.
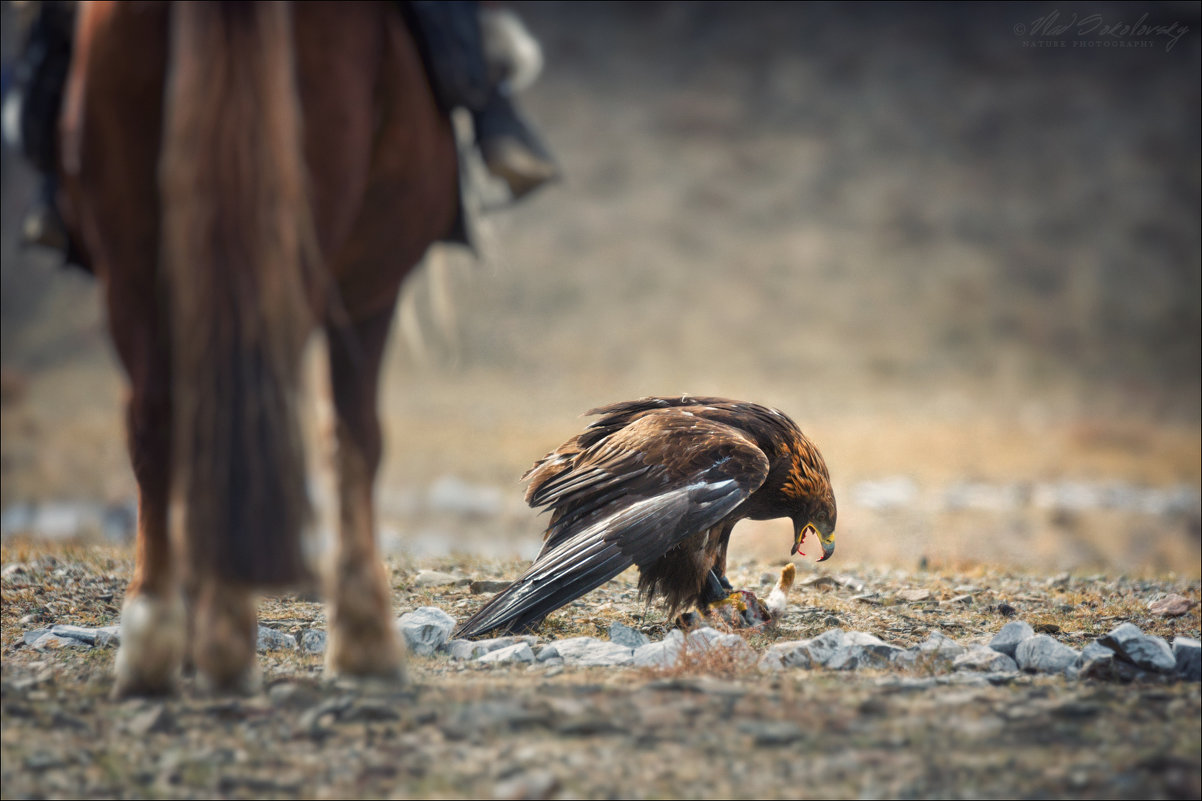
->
[2, 2, 1199, 575]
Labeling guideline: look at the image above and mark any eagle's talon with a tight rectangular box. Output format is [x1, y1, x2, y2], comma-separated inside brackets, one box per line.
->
[699, 588, 773, 630]
[704, 590, 748, 612]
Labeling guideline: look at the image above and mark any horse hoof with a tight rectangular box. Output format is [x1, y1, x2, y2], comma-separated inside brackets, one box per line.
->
[196, 665, 262, 697]
[325, 631, 406, 684]
[112, 657, 179, 699]
[112, 593, 186, 698]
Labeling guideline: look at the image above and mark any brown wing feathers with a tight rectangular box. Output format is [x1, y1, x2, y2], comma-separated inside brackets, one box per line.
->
[453, 404, 772, 639]
[452, 463, 755, 638]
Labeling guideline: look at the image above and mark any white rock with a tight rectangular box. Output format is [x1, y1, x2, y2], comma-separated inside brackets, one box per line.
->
[50, 624, 120, 647]
[1014, 634, 1079, 674]
[1079, 640, 1113, 661]
[915, 631, 965, 659]
[989, 621, 1035, 657]
[300, 629, 327, 655]
[632, 632, 684, 668]
[537, 636, 596, 661]
[397, 607, 456, 656]
[834, 575, 867, 593]
[758, 640, 814, 671]
[844, 631, 887, 647]
[1099, 623, 1177, 674]
[256, 626, 297, 652]
[478, 642, 535, 664]
[1172, 637, 1200, 681]
[548, 637, 635, 667]
[683, 627, 756, 666]
[953, 645, 1018, 673]
[30, 632, 91, 650]
[1073, 653, 1114, 681]
[446, 639, 487, 661]
[682, 627, 727, 649]
[802, 628, 846, 666]
[23, 628, 52, 646]
[412, 570, 460, 588]
[445, 636, 535, 661]
[608, 622, 650, 649]
[827, 631, 904, 670]
[1067, 641, 1112, 679]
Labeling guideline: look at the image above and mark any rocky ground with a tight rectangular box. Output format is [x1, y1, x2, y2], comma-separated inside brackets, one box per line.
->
[2, 541, 1199, 800]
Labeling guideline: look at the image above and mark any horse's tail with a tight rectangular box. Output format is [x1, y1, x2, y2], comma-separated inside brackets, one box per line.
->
[161, 2, 318, 586]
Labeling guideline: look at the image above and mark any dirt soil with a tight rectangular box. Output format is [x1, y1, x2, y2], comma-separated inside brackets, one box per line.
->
[3, 542, 1201, 800]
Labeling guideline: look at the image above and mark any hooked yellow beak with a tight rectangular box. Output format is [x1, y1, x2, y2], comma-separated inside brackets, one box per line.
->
[816, 530, 835, 562]
[793, 523, 835, 562]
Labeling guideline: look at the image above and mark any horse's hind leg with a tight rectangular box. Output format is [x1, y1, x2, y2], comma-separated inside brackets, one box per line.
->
[112, 340, 186, 697]
[109, 306, 259, 695]
[191, 580, 259, 693]
[325, 307, 404, 679]
[112, 374, 260, 696]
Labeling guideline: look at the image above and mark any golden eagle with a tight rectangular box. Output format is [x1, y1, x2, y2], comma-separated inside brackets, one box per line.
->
[454, 396, 837, 639]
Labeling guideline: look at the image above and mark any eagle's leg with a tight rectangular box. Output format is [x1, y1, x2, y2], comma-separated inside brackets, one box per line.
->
[675, 570, 740, 630]
[713, 523, 736, 593]
[699, 569, 729, 606]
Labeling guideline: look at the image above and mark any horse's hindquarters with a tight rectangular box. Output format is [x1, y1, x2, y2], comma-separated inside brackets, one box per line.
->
[293, 2, 460, 321]
[64, 2, 460, 696]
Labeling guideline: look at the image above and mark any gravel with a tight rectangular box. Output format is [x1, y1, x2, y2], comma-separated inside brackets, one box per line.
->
[3, 547, 1199, 799]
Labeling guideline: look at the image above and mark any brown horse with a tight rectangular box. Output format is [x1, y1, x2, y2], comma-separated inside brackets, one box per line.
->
[57, 2, 459, 695]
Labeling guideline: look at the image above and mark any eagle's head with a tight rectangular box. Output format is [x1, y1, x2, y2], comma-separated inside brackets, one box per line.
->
[779, 431, 837, 561]
[791, 491, 837, 561]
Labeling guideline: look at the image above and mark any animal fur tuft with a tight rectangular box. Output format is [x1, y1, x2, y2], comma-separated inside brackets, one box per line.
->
[765, 563, 795, 619]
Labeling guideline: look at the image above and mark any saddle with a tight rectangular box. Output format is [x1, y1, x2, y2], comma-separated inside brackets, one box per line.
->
[6, 1, 557, 260]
